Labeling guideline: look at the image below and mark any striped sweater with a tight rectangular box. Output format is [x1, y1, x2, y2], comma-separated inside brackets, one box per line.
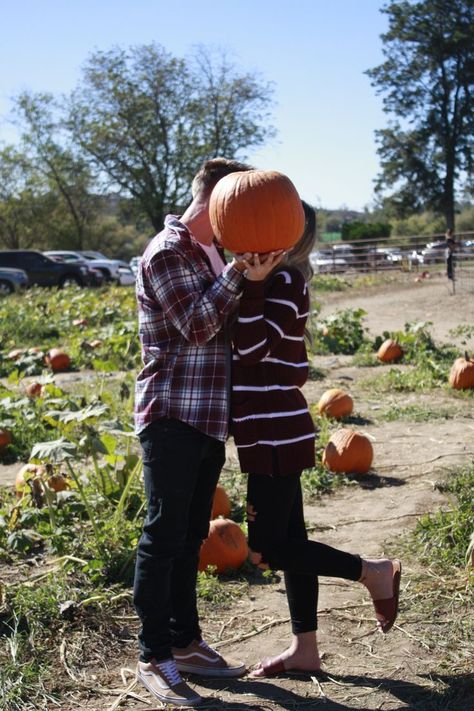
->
[231, 267, 315, 476]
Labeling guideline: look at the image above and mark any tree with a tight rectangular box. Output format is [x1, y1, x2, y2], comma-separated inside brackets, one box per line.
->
[68, 43, 275, 231]
[0, 145, 58, 248]
[14, 92, 98, 249]
[367, 0, 474, 229]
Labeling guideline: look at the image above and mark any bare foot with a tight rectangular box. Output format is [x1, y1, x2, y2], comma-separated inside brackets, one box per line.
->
[360, 558, 402, 632]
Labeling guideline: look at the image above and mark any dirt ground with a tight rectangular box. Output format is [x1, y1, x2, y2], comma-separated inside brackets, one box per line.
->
[3, 276, 474, 709]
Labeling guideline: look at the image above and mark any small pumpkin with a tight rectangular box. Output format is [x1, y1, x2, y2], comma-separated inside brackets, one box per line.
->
[89, 339, 103, 349]
[25, 381, 44, 398]
[0, 429, 12, 450]
[209, 170, 305, 253]
[317, 388, 353, 419]
[7, 348, 25, 361]
[377, 339, 403, 363]
[449, 353, 474, 390]
[211, 484, 231, 519]
[322, 428, 373, 474]
[72, 318, 88, 327]
[199, 518, 248, 574]
[45, 348, 71, 372]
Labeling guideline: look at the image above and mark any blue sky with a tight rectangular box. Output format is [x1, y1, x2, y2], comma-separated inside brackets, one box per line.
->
[0, 0, 388, 210]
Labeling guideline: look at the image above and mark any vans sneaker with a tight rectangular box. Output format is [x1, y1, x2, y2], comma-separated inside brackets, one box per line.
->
[172, 639, 246, 677]
[136, 658, 202, 706]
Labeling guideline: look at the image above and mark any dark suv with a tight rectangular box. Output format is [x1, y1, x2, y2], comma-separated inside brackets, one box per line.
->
[0, 250, 90, 287]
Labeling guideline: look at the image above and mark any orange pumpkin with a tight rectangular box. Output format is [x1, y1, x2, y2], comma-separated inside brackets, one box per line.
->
[377, 339, 403, 363]
[317, 388, 353, 419]
[199, 518, 248, 574]
[449, 354, 474, 390]
[322, 428, 373, 474]
[209, 170, 305, 253]
[25, 382, 43, 398]
[45, 348, 71, 372]
[0, 429, 12, 450]
[211, 484, 231, 519]
[72, 318, 88, 327]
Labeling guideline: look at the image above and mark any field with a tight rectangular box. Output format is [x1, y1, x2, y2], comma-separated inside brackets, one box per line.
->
[0, 271, 473, 711]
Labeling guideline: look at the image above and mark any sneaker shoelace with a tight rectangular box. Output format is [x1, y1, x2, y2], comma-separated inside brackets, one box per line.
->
[198, 639, 220, 658]
[157, 659, 182, 686]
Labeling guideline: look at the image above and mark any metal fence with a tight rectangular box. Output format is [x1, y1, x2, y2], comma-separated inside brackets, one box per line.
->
[311, 231, 474, 292]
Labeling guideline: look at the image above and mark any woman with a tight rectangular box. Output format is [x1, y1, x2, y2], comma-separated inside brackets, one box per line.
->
[231, 202, 402, 677]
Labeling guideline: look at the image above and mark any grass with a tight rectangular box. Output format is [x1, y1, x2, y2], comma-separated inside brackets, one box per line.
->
[378, 402, 459, 421]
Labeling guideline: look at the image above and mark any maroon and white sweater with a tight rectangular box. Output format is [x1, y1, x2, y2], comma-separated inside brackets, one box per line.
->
[231, 266, 315, 476]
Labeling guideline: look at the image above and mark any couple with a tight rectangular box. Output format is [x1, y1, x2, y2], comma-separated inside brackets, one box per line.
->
[133, 158, 402, 706]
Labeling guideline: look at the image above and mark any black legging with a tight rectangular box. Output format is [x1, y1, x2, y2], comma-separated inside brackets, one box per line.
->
[247, 472, 362, 634]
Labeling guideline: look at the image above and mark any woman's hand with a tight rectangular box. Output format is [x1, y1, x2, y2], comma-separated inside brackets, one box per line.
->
[239, 251, 286, 281]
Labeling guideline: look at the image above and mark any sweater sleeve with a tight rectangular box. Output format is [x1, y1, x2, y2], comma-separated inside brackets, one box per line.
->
[234, 269, 308, 365]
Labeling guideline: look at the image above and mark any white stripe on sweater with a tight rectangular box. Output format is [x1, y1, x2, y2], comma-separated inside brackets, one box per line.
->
[238, 315, 263, 323]
[233, 408, 308, 423]
[237, 432, 315, 448]
[233, 384, 298, 392]
[237, 339, 267, 356]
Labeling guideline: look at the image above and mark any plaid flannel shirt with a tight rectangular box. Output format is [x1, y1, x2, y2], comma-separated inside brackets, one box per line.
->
[134, 215, 243, 441]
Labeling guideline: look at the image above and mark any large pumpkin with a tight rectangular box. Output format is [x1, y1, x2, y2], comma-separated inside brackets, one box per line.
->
[377, 339, 403, 363]
[449, 354, 474, 389]
[211, 484, 231, 519]
[199, 518, 248, 574]
[317, 388, 353, 419]
[45, 348, 71, 372]
[0, 429, 12, 450]
[209, 170, 305, 253]
[322, 428, 373, 474]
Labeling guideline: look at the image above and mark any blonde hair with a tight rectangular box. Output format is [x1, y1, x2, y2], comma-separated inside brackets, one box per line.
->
[191, 157, 253, 198]
[285, 201, 317, 283]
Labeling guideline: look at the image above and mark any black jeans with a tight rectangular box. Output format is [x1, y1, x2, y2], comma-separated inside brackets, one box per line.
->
[247, 472, 362, 634]
[134, 418, 225, 662]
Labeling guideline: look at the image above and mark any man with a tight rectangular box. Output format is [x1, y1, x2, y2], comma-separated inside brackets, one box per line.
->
[134, 158, 251, 706]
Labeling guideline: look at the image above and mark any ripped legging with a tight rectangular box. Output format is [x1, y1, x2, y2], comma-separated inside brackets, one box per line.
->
[247, 471, 362, 634]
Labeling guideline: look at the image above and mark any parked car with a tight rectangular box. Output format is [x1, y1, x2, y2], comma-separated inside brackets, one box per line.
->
[421, 241, 447, 264]
[310, 250, 348, 274]
[129, 256, 141, 275]
[79, 251, 126, 282]
[0, 250, 89, 287]
[44, 251, 105, 286]
[117, 265, 136, 286]
[0, 267, 29, 296]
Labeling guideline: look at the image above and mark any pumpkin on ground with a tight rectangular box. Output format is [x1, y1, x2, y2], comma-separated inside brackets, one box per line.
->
[322, 428, 373, 474]
[209, 170, 305, 253]
[25, 381, 44, 398]
[317, 388, 353, 419]
[199, 518, 248, 574]
[211, 484, 231, 519]
[45, 348, 71, 372]
[449, 354, 474, 390]
[377, 339, 403, 363]
[0, 429, 12, 450]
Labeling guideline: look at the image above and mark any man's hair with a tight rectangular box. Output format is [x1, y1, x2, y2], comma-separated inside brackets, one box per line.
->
[192, 157, 253, 198]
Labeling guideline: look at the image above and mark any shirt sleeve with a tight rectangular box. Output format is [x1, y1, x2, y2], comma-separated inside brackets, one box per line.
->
[234, 270, 308, 365]
[145, 248, 244, 345]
